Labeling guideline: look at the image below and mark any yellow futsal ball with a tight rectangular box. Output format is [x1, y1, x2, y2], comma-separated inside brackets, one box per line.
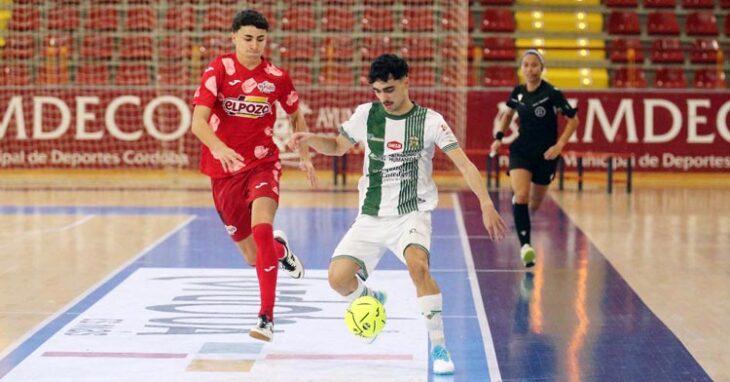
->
[344, 296, 387, 339]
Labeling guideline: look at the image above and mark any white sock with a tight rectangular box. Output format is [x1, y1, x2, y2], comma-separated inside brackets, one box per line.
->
[418, 293, 445, 350]
[344, 277, 369, 303]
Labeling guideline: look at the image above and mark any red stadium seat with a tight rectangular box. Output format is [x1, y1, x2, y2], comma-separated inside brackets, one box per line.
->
[483, 37, 516, 61]
[612, 67, 648, 88]
[693, 68, 727, 88]
[0, 64, 31, 85]
[318, 65, 353, 85]
[80, 35, 115, 59]
[47, 6, 79, 30]
[650, 38, 684, 63]
[725, 15, 730, 35]
[442, 65, 478, 87]
[2, 35, 35, 59]
[643, 0, 675, 7]
[400, 37, 436, 61]
[320, 37, 355, 61]
[480, 0, 513, 4]
[442, 36, 476, 61]
[281, 8, 316, 31]
[654, 67, 687, 88]
[159, 36, 192, 60]
[408, 66, 436, 86]
[608, 39, 645, 63]
[202, 6, 230, 31]
[115, 64, 151, 86]
[682, 0, 714, 7]
[76, 64, 109, 85]
[43, 34, 73, 58]
[441, 8, 474, 31]
[164, 7, 196, 31]
[690, 39, 722, 63]
[604, 0, 638, 6]
[722, 0, 730, 8]
[284, 64, 312, 85]
[481, 9, 515, 32]
[8, 8, 40, 30]
[361, 37, 395, 61]
[401, 9, 435, 32]
[483, 66, 517, 87]
[362, 8, 395, 32]
[647, 12, 680, 35]
[685, 12, 718, 36]
[157, 64, 191, 85]
[321, 8, 355, 31]
[125, 7, 156, 31]
[279, 36, 316, 61]
[120, 36, 153, 60]
[607, 11, 640, 35]
[363, 0, 394, 4]
[200, 35, 230, 61]
[37, 63, 70, 85]
[86, 7, 118, 31]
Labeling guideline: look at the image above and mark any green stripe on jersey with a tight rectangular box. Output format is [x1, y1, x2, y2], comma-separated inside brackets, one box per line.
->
[361, 103, 386, 216]
[398, 106, 426, 215]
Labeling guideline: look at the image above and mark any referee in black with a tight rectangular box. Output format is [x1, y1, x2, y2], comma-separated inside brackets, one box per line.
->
[490, 49, 579, 267]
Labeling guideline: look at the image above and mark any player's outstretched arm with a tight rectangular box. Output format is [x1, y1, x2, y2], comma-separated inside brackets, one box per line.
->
[289, 110, 318, 188]
[445, 147, 508, 241]
[191, 105, 244, 173]
[287, 132, 354, 157]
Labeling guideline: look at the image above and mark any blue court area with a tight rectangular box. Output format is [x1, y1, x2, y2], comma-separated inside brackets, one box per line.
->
[0, 192, 711, 381]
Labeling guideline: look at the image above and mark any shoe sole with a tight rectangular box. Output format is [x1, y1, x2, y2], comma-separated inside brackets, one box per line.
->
[249, 330, 272, 342]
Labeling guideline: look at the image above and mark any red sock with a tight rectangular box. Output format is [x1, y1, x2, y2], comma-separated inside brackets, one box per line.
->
[252, 223, 279, 320]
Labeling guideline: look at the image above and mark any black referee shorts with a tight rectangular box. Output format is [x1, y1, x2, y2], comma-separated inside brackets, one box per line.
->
[508, 149, 559, 185]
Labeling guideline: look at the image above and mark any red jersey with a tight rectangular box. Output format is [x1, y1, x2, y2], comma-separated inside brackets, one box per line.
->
[193, 54, 300, 178]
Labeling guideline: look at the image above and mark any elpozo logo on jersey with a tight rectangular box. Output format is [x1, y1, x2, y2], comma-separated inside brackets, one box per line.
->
[222, 96, 272, 119]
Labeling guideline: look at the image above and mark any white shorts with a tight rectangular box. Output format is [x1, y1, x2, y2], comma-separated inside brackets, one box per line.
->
[331, 211, 432, 280]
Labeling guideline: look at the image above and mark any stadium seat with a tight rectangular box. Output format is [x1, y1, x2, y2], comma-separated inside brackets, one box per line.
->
[647, 12, 680, 35]
[200, 35, 231, 62]
[281, 8, 316, 31]
[321, 8, 355, 31]
[643, 0, 675, 7]
[693, 68, 726, 88]
[483, 37, 516, 61]
[401, 9, 435, 32]
[481, 9, 515, 32]
[37, 63, 70, 85]
[442, 36, 476, 61]
[2, 35, 35, 59]
[608, 39, 644, 63]
[408, 66, 436, 86]
[540, 68, 609, 88]
[157, 64, 191, 85]
[43, 34, 73, 58]
[480, 0, 514, 4]
[612, 67, 648, 88]
[607, 11, 640, 34]
[650, 38, 684, 63]
[76, 64, 110, 85]
[516, 38, 604, 61]
[320, 37, 355, 61]
[483, 66, 517, 87]
[685, 12, 718, 36]
[682, 0, 714, 7]
[203, 6, 230, 31]
[362, 8, 394, 32]
[654, 67, 687, 88]
[279, 36, 316, 61]
[284, 64, 312, 85]
[363, 0, 394, 5]
[120, 36, 153, 60]
[690, 39, 722, 63]
[403, 0, 437, 4]
[125, 7, 156, 31]
[722, 0, 730, 8]
[86, 7, 118, 31]
[47, 6, 79, 30]
[80, 35, 115, 59]
[400, 37, 436, 61]
[159, 36, 192, 60]
[442, 65, 478, 87]
[515, 11, 603, 33]
[115, 64, 151, 86]
[441, 8, 474, 31]
[0, 64, 31, 85]
[361, 37, 394, 61]
[164, 7, 196, 31]
[604, 0, 638, 6]
[8, 7, 40, 30]
[318, 65, 353, 85]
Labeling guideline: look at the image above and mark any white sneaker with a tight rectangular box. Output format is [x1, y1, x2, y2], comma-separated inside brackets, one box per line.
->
[274, 230, 304, 279]
[521, 244, 536, 268]
[432, 345, 455, 375]
[249, 315, 273, 342]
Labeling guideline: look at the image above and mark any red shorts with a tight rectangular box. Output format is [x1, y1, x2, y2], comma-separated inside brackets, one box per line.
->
[211, 161, 282, 242]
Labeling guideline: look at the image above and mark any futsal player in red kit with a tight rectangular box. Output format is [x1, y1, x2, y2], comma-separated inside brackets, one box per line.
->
[191, 9, 317, 342]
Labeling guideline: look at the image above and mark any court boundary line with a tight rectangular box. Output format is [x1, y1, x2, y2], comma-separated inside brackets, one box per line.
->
[452, 193, 502, 382]
[0, 215, 196, 376]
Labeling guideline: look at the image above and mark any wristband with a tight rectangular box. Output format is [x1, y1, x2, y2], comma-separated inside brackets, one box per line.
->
[495, 131, 504, 141]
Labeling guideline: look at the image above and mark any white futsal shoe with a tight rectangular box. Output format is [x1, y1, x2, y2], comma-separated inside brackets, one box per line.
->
[274, 230, 304, 279]
[521, 243, 536, 268]
[432, 345, 455, 375]
[249, 315, 274, 342]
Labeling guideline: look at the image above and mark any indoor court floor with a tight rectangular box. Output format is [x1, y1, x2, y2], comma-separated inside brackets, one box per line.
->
[0, 172, 727, 381]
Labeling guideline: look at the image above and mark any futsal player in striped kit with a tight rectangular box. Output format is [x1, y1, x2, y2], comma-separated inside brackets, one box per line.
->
[490, 49, 579, 267]
[288, 54, 508, 375]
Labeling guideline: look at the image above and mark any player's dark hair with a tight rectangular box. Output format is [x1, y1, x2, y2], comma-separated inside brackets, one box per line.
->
[368, 54, 409, 84]
[232, 9, 269, 32]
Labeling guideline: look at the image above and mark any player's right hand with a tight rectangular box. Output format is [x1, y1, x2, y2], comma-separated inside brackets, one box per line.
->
[287, 132, 314, 150]
[489, 140, 502, 157]
[210, 145, 245, 173]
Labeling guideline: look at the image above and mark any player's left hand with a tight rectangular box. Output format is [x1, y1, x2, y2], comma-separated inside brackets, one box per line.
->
[299, 160, 319, 189]
[481, 205, 508, 241]
[544, 144, 563, 160]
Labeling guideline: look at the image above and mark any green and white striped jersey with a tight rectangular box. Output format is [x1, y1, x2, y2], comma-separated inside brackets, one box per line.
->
[340, 102, 460, 217]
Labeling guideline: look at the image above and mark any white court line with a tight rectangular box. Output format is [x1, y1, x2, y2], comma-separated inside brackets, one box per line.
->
[452, 193, 503, 382]
[0, 215, 196, 361]
[27, 214, 96, 234]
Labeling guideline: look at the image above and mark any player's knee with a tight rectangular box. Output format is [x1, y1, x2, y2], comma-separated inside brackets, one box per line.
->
[514, 191, 530, 204]
[328, 267, 352, 294]
[407, 259, 430, 285]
